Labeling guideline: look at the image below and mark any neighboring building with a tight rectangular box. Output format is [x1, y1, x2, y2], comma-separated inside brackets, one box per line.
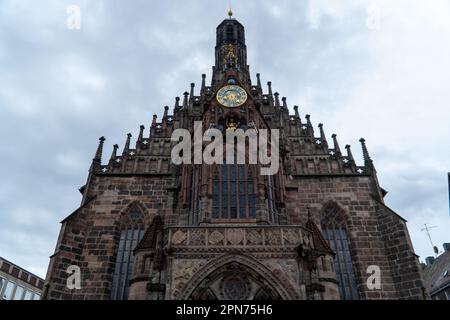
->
[43, 12, 425, 300]
[423, 244, 450, 300]
[0, 257, 44, 300]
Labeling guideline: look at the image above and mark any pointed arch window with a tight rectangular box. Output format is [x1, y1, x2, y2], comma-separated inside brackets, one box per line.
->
[111, 206, 145, 300]
[321, 204, 359, 300]
[212, 164, 256, 221]
[226, 25, 234, 41]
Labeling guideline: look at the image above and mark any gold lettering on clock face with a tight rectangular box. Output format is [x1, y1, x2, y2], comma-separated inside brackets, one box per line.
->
[216, 85, 248, 108]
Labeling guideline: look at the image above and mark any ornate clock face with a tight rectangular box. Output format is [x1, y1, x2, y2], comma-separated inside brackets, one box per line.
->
[216, 85, 248, 108]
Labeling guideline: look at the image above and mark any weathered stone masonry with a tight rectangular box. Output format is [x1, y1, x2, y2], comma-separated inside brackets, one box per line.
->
[43, 14, 426, 300]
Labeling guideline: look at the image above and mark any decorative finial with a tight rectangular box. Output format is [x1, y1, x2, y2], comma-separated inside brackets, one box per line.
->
[94, 136, 106, 161]
[360, 138, 371, 162]
[228, 6, 233, 18]
[318, 124, 328, 147]
[138, 125, 145, 141]
[123, 133, 132, 155]
[345, 144, 355, 162]
[109, 144, 119, 163]
[332, 134, 341, 155]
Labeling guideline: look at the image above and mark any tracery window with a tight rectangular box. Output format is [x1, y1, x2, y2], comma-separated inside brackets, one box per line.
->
[321, 204, 359, 300]
[212, 164, 256, 221]
[111, 207, 145, 300]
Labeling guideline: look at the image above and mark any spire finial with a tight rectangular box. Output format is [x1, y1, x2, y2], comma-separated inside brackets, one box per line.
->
[318, 124, 328, 148]
[228, 6, 233, 18]
[256, 73, 262, 92]
[182, 91, 189, 110]
[359, 138, 375, 172]
[274, 92, 280, 108]
[94, 136, 105, 161]
[359, 138, 372, 163]
[201, 74, 206, 95]
[109, 144, 119, 163]
[282, 97, 288, 109]
[332, 133, 341, 155]
[122, 133, 132, 155]
[138, 125, 145, 141]
[345, 144, 355, 162]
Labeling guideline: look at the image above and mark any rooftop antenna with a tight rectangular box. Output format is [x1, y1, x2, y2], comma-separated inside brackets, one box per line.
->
[421, 223, 439, 256]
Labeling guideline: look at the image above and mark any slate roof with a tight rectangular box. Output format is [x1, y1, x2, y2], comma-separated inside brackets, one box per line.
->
[422, 247, 450, 295]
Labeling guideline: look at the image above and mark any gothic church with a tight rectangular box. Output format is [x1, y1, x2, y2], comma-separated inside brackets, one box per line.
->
[43, 12, 425, 300]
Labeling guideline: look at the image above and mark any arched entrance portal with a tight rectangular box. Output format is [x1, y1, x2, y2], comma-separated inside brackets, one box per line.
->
[189, 261, 281, 300]
[178, 254, 297, 300]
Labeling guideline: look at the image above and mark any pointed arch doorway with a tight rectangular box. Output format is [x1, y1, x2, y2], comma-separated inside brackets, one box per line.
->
[178, 254, 296, 300]
[189, 262, 281, 300]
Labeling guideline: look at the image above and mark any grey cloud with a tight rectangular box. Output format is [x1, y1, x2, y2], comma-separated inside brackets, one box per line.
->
[0, 0, 449, 278]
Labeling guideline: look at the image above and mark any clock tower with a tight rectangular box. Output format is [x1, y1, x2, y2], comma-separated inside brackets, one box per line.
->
[43, 11, 426, 301]
[213, 12, 250, 86]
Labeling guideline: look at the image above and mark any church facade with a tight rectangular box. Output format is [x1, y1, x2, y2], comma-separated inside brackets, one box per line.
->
[43, 14, 426, 300]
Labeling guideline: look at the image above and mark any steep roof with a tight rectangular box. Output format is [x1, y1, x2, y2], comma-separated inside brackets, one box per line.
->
[422, 249, 450, 295]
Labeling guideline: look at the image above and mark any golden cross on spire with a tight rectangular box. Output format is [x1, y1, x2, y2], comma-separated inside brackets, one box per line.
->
[228, 6, 233, 18]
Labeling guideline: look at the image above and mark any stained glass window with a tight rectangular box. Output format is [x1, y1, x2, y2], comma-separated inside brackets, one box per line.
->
[322, 221, 359, 300]
[111, 208, 145, 300]
[212, 165, 256, 221]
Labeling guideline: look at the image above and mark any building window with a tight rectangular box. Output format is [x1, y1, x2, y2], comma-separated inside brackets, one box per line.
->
[212, 165, 256, 221]
[322, 226, 359, 300]
[33, 293, 41, 300]
[111, 207, 145, 300]
[24, 290, 34, 300]
[0, 276, 4, 293]
[13, 285, 24, 300]
[2, 280, 15, 300]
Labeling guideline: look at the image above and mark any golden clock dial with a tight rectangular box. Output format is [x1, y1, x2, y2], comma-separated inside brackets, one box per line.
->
[216, 85, 248, 108]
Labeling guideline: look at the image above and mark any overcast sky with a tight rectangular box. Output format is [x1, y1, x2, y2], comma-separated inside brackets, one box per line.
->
[0, 0, 449, 278]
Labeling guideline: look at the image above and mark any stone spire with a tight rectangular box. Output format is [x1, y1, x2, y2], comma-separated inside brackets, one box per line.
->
[189, 83, 195, 101]
[174, 96, 180, 111]
[274, 92, 280, 108]
[201, 74, 206, 96]
[109, 144, 119, 164]
[182, 92, 189, 110]
[345, 144, 355, 163]
[256, 73, 262, 93]
[282, 97, 288, 110]
[123, 133, 132, 155]
[93, 136, 105, 162]
[318, 124, 328, 149]
[305, 114, 314, 136]
[138, 125, 145, 142]
[332, 134, 341, 156]
[293, 105, 301, 122]
[359, 138, 373, 169]
[360, 138, 384, 201]
[267, 81, 273, 97]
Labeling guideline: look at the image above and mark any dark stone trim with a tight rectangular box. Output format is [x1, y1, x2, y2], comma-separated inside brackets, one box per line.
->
[129, 276, 151, 285]
[318, 277, 339, 284]
[147, 283, 166, 292]
[95, 173, 173, 177]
